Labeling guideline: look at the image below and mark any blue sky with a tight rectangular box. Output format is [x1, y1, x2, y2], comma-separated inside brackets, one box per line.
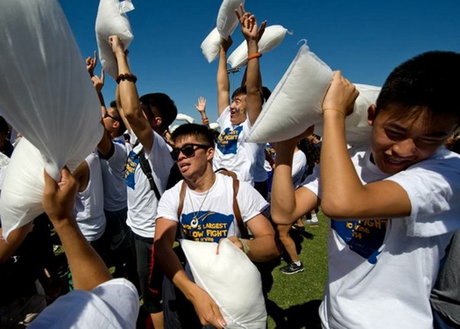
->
[59, 0, 460, 124]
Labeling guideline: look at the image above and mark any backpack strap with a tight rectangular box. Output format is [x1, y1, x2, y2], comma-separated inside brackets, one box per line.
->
[232, 178, 249, 239]
[137, 149, 162, 201]
[177, 180, 187, 219]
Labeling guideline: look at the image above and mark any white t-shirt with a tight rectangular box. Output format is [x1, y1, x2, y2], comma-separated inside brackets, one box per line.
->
[291, 149, 306, 188]
[74, 153, 106, 242]
[156, 174, 268, 242]
[29, 278, 139, 329]
[125, 131, 173, 238]
[100, 139, 127, 212]
[213, 106, 260, 185]
[302, 147, 460, 329]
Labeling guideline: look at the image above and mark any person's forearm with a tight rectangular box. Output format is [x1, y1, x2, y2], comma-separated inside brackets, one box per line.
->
[271, 144, 297, 223]
[245, 39, 262, 125]
[217, 48, 230, 114]
[114, 50, 139, 121]
[244, 234, 279, 262]
[320, 110, 365, 216]
[52, 217, 111, 291]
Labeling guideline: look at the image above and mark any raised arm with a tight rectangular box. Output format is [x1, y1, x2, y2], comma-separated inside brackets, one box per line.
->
[217, 37, 233, 116]
[319, 72, 412, 219]
[154, 219, 226, 328]
[42, 168, 111, 291]
[109, 35, 154, 151]
[271, 129, 319, 224]
[235, 5, 266, 125]
[194, 96, 210, 127]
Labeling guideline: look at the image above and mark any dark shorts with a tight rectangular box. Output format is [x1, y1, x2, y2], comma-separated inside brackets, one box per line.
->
[132, 232, 163, 314]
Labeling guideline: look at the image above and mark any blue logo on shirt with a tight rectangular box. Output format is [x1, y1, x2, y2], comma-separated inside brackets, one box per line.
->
[331, 219, 388, 264]
[181, 211, 235, 242]
[125, 150, 139, 189]
[217, 126, 243, 155]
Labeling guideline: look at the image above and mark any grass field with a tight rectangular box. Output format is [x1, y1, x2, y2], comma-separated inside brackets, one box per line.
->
[266, 212, 329, 329]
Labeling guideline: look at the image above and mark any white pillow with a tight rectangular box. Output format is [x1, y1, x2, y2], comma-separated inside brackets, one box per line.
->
[95, 0, 134, 78]
[228, 25, 290, 69]
[200, 27, 223, 63]
[0, 0, 103, 239]
[216, 0, 245, 39]
[247, 43, 333, 143]
[181, 239, 266, 328]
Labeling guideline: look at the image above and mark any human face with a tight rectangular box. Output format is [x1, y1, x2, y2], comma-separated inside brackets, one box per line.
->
[102, 108, 120, 133]
[369, 105, 458, 175]
[229, 94, 247, 125]
[174, 136, 213, 180]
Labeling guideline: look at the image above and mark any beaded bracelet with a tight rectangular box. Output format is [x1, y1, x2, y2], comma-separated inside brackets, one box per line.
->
[202, 117, 210, 124]
[116, 73, 137, 84]
[238, 238, 250, 254]
[247, 52, 262, 61]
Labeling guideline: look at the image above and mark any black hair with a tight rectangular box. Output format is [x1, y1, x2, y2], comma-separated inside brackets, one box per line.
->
[171, 123, 215, 148]
[376, 51, 460, 123]
[109, 100, 117, 109]
[261, 86, 271, 103]
[0, 116, 10, 136]
[231, 86, 247, 100]
[139, 93, 178, 131]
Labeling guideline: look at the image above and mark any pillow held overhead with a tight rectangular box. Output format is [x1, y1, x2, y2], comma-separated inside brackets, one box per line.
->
[200, 28, 223, 63]
[247, 42, 333, 143]
[217, 0, 245, 39]
[0, 0, 103, 239]
[227, 25, 290, 69]
[95, 0, 134, 78]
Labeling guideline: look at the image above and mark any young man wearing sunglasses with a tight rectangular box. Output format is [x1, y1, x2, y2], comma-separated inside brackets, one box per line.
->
[109, 35, 177, 329]
[154, 123, 278, 328]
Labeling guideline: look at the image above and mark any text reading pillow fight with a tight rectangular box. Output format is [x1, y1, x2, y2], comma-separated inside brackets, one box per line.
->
[315, 84, 381, 146]
[228, 25, 290, 69]
[247, 43, 333, 143]
[216, 0, 245, 39]
[181, 239, 267, 329]
[95, 0, 134, 79]
[0, 0, 103, 239]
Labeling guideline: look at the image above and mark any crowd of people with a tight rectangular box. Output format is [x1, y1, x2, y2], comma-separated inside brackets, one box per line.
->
[1, 4, 460, 329]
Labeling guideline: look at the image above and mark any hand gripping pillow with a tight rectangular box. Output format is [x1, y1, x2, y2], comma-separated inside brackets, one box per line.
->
[95, 0, 134, 78]
[0, 0, 103, 239]
[200, 27, 223, 63]
[181, 239, 267, 328]
[247, 43, 333, 143]
[315, 84, 381, 146]
[228, 25, 290, 69]
[216, 0, 245, 39]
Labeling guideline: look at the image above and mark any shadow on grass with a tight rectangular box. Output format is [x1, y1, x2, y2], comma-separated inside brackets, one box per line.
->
[267, 299, 322, 329]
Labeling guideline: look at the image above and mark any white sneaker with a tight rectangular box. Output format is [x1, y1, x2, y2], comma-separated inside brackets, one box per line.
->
[306, 214, 319, 225]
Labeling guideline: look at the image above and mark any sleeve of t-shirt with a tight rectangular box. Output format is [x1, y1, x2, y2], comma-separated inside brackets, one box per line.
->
[385, 150, 460, 237]
[155, 183, 180, 222]
[145, 130, 174, 191]
[217, 106, 230, 127]
[236, 181, 269, 223]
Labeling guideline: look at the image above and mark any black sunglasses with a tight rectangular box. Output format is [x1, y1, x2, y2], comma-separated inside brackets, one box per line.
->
[171, 143, 210, 161]
[103, 112, 121, 122]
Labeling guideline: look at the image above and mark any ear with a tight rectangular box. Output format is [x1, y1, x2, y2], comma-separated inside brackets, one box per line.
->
[206, 147, 214, 161]
[113, 120, 120, 130]
[153, 116, 163, 128]
[368, 104, 377, 126]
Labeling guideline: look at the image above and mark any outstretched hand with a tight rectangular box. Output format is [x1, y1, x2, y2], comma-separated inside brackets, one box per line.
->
[235, 4, 267, 42]
[221, 35, 233, 53]
[194, 97, 207, 113]
[85, 51, 97, 77]
[91, 69, 105, 93]
[42, 168, 78, 224]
